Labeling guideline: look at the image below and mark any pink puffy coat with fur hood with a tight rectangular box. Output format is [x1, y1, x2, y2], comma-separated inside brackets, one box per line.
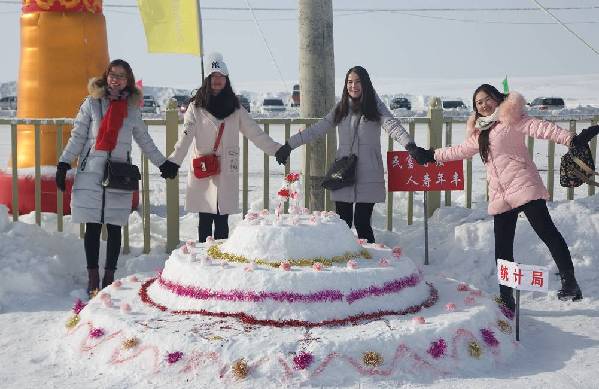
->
[434, 92, 572, 215]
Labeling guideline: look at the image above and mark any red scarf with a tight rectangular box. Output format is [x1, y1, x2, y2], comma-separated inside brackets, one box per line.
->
[95, 99, 128, 151]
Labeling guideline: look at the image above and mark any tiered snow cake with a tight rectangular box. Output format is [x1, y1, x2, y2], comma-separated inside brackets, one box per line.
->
[142, 210, 437, 326]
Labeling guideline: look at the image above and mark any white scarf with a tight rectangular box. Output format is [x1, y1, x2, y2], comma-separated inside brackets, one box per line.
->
[475, 108, 499, 131]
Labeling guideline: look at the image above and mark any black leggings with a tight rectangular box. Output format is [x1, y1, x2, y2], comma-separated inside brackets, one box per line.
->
[335, 201, 375, 243]
[494, 199, 573, 274]
[198, 212, 229, 242]
[84, 223, 121, 271]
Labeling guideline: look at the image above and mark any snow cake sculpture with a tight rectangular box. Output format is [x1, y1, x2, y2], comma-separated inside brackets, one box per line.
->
[65, 173, 517, 385]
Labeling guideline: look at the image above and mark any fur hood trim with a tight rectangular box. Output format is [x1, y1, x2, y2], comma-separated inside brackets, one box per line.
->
[467, 91, 527, 136]
[87, 77, 142, 107]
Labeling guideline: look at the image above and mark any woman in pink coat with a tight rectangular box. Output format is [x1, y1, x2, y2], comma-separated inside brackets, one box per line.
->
[416, 84, 595, 310]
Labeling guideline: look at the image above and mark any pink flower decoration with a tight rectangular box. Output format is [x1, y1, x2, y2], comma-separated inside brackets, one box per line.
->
[205, 236, 215, 244]
[312, 211, 320, 216]
[99, 292, 111, 301]
[427, 339, 447, 359]
[392, 246, 402, 258]
[302, 207, 310, 214]
[357, 238, 367, 245]
[167, 351, 183, 364]
[470, 290, 482, 297]
[291, 217, 300, 225]
[412, 316, 426, 324]
[327, 211, 337, 217]
[181, 245, 190, 254]
[185, 239, 195, 247]
[112, 279, 122, 288]
[279, 261, 291, 271]
[312, 262, 323, 271]
[102, 298, 113, 308]
[128, 275, 139, 282]
[89, 327, 104, 338]
[120, 302, 131, 314]
[346, 260, 358, 270]
[445, 303, 456, 312]
[464, 296, 476, 305]
[290, 191, 299, 200]
[457, 282, 470, 292]
[376, 243, 386, 249]
[244, 263, 255, 272]
[320, 211, 327, 217]
[309, 216, 318, 224]
[260, 209, 270, 216]
[72, 299, 86, 314]
[293, 351, 314, 370]
[378, 258, 390, 267]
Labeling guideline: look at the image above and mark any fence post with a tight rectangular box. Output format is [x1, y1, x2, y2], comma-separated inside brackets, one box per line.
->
[11, 123, 19, 221]
[427, 98, 443, 217]
[165, 98, 180, 252]
[407, 122, 415, 225]
[444, 120, 452, 206]
[284, 121, 291, 214]
[243, 136, 249, 216]
[263, 123, 270, 210]
[34, 123, 41, 226]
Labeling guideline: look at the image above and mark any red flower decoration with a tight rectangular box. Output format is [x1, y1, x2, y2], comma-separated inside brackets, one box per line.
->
[285, 172, 300, 183]
[278, 188, 290, 198]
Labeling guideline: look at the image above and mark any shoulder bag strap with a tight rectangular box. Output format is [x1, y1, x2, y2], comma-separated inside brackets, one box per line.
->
[212, 122, 225, 153]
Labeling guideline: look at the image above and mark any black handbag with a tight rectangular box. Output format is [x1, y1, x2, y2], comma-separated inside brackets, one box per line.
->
[102, 152, 141, 191]
[321, 116, 361, 191]
[560, 142, 598, 188]
[321, 154, 358, 190]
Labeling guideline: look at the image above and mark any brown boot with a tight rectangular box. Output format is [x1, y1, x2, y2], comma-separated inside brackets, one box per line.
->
[87, 268, 100, 299]
[102, 269, 115, 289]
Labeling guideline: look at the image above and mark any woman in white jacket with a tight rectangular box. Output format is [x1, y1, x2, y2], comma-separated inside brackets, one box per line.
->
[164, 53, 285, 242]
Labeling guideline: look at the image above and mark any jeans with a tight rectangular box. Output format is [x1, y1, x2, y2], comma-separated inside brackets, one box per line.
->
[335, 201, 375, 243]
[84, 223, 121, 270]
[198, 211, 229, 242]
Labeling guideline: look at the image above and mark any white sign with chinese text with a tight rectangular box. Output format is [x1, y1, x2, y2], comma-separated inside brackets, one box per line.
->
[497, 259, 549, 292]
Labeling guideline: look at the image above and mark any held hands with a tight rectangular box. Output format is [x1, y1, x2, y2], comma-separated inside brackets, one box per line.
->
[55, 162, 71, 192]
[405, 143, 436, 165]
[275, 142, 292, 165]
[159, 160, 179, 179]
[570, 125, 599, 148]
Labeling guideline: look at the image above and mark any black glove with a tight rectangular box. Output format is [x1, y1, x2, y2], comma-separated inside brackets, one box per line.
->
[55, 162, 71, 192]
[159, 160, 179, 179]
[405, 143, 436, 165]
[571, 125, 599, 148]
[275, 142, 292, 165]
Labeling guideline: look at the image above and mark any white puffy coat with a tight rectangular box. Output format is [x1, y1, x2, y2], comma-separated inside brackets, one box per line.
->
[169, 105, 282, 214]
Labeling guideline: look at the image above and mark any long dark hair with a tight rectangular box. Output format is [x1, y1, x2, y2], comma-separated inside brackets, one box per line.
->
[333, 66, 381, 125]
[95, 59, 138, 96]
[190, 73, 240, 111]
[473, 84, 506, 163]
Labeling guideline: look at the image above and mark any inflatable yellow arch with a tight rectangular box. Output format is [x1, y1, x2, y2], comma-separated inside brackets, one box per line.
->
[0, 0, 110, 215]
[18, 0, 109, 168]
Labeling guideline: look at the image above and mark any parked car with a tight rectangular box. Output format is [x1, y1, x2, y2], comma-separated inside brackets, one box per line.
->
[442, 99, 468, 110]
[171, 94, 191, 114]
[0, 95, 17, 110]
[142, 95, 159, 114]
[260, 98, 286, 114]
[389, 97, 411, 110]
[528, 97, 565, 110]
[291, 84, 300, 107]
[237, 95, 251, 113]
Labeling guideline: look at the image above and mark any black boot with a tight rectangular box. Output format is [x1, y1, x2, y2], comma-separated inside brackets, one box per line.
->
[499, 285, 515, 312]
[87, 268, 100, 299]
[102, 269, 115, 289]
[558, 270, 583, 301]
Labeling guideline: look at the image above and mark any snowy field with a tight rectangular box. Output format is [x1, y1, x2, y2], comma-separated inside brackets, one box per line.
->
[0, 76, 599, 388]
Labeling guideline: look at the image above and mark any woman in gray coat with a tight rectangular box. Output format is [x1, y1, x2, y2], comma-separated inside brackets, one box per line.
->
[275, 66, 428, 242]
[55, 59, 175, 297]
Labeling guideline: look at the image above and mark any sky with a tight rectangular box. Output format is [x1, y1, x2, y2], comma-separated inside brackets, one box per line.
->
[1, 0, 599, 94]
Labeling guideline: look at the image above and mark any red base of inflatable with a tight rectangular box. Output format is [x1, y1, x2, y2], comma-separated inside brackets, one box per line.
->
[0, 171, 139, 216]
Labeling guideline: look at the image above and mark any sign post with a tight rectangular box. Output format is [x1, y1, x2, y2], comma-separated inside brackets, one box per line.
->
[497, 259, 549, 341]
[387, 151, 464, 265]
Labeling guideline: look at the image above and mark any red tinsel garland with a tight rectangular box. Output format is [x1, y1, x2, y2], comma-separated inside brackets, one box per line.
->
[138, 278, 438, 328]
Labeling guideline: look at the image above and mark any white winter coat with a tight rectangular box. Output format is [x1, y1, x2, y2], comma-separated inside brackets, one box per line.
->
[169, 105, 282, 214]
[59, 79, 166, 226]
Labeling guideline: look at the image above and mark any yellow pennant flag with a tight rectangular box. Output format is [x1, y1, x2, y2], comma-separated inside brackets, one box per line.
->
[137, 0, 201, 55]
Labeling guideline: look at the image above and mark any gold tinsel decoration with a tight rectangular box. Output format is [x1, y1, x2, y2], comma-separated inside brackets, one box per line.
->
[362, 351, 384, 367]
[65, 314, 80, 329]
[497, 319, 513, 334]
[231, 358, 249, 379]
[122, 337, 140, 350]
[207, 243, 369, 268]
[468, 341, 482, 359]
[209, 335, 224, 341]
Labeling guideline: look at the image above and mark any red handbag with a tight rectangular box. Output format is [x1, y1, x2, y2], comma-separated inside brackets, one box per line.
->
[193, 122, 225, 179]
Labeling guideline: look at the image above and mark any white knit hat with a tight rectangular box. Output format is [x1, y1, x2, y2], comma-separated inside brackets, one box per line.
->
[205, 52, 229, 76]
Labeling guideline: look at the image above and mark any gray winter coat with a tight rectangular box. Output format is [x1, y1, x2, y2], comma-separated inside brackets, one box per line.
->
[59, 79, 166, 226]
[288, 95, 412, 203]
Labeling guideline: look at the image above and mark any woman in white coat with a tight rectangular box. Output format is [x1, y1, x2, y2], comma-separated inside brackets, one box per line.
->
[55, 59, 175, 297]
[164, 53, 284, 242]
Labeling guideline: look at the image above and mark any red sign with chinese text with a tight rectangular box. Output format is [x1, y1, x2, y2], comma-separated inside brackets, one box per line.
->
[387, 151, 464, 192]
